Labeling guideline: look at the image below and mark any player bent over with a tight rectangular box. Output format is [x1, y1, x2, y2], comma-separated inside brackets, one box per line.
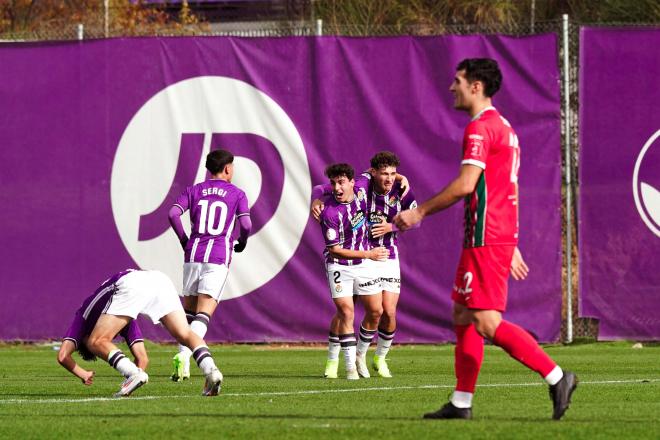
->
[57, 269, 223, 397]
[395, 58, 577, 420]
[168, 149, 251, 381]
[318, 163, 388, 379]
[312, 152, 418, 378]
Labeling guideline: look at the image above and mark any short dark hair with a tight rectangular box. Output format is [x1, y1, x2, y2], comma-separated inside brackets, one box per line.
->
[325, 163, 354, 181]
[456, 58, 502, 98]
[77, 343, 97, 362]
[206, 149, 234, 175]
[370, 151, 400, 170]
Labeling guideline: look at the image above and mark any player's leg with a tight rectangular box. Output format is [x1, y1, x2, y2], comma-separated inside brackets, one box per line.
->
[356, 293, 382, 378]
[160, 310, 223, 396]
[372, 258, 400, 377]
[327, 263, 358, 379]
[173, 263, 226, 381]
[325, 314, 341, 379]
[333, 296, 358, 379]
[374, 289, 399, 378]
[172, 295, 198, 381]
[88, 314, 149, 397]
[473, 310, 577, 419]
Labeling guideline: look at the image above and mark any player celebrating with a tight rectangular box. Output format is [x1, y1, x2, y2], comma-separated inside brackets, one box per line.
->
[318, 163, 388, 379]
[312, 152, 417, 378]
[57, 269, 223, 397]
[168, 149, 251, 381]
[394, 58, 577, 420]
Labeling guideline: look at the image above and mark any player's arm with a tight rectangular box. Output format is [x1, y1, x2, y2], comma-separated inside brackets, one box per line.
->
[168, 205, 189, 249]
[327, 244, 389, 261]
[234, 193, 251, 253]
[394, 164, 482, 231]
[128, 341, 149, 371]
[310, 184, 332, 222]
[56, 340, 95, 385]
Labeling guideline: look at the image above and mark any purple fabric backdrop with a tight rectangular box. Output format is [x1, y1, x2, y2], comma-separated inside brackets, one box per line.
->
[0, 35, 561, 342]
[579, 27, 660, 339]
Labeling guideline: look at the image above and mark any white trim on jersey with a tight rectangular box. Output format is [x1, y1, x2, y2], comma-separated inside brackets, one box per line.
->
[172, 204, 185, 213]
[471, 106, 496, 121]
[347, 204, 358, 266]
[190, 238, 200, 263]
[203, 239, 214, 263]
[82, 285, 114, 320]
[236, 212, 250, 218]
[224, 214, 236, 263]
[462, 159, 486, 169]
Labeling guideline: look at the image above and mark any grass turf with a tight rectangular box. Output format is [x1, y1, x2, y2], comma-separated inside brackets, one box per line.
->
[0, 341, 658, 439]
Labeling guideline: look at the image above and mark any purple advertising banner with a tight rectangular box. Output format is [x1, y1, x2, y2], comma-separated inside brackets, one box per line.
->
[0, 35, 561, 342]
[579, 27, 660, 339]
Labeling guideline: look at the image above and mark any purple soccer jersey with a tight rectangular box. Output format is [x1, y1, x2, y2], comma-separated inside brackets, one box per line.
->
[63, 269, 144, 348]
[357, 173, 417, 259]
[174, 179, 250, 266]
[320, 186, 370, 266]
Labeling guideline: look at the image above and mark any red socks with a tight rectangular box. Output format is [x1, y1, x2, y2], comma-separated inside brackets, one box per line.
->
[454, 324, 484, 393]
[492, 320, 556, 378]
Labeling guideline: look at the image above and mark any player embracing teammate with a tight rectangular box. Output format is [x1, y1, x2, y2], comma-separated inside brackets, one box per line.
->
[313, 152, 417, 379]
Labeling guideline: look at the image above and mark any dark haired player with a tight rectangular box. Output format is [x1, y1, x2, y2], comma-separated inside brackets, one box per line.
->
[57, 269, 223, 397]
[395, 58, 577, 420]
[168, 149, 251, 381]
[318, 163, 389, 379]
[312, 152, 417, 378]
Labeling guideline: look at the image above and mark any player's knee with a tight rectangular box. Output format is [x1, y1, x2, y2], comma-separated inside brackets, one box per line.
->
[473, 320, 498, 339]
[86, 335, 107, 351]
[367, 306, 383, 322]
[382, 307, 396, 322]
[336, 305, 354, 321]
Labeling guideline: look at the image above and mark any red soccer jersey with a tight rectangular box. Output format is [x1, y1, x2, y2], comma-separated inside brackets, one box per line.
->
[461, 107, 520, 248]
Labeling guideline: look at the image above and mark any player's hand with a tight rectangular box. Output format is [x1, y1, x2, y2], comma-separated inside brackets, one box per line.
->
[371, 220, 392, 238]
[81, 370, 95, 386]
[234, 239, 247, 253]
[311, 199, 324, 222]
[394, 208, 423, 231]
[367, 246, 389, 261]
[399, 175, 410, 198]
[510, 246, 529, 280]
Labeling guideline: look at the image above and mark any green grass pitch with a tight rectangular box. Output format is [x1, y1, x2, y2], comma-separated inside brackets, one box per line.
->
[1, 341, 658, 439]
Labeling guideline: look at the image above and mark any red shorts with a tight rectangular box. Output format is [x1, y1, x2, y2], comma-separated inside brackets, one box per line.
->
[451, 245, 515, 312]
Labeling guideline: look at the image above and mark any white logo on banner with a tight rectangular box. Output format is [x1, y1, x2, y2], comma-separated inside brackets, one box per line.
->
[111, 76, 310, 300]
[632, 129, 660, 238]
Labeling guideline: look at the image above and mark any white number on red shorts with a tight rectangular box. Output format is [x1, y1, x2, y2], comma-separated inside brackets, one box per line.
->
[463, 272, 473, 294]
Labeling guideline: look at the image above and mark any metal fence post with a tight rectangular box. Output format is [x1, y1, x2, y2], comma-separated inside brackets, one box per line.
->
[562, 14, 573, 343]
[316, 19, 323, 36]
[77, 23, 84, 41]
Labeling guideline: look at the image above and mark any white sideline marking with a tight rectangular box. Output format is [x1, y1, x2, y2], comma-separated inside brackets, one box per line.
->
[0, 378, 657, 405]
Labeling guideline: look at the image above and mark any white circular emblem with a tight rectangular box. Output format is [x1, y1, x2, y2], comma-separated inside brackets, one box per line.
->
[111, 76, 310, 300]
[632, 129, 660, 238]
[326, 228, 337, 241]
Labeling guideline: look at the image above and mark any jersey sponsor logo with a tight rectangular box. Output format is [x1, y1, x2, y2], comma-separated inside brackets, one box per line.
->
[326, 228, 337, 241]
[633, 129, 660, 238]
[350, 210, 366, 231]
[111, 76, 310, 300]
[368, 211, 385, 225]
